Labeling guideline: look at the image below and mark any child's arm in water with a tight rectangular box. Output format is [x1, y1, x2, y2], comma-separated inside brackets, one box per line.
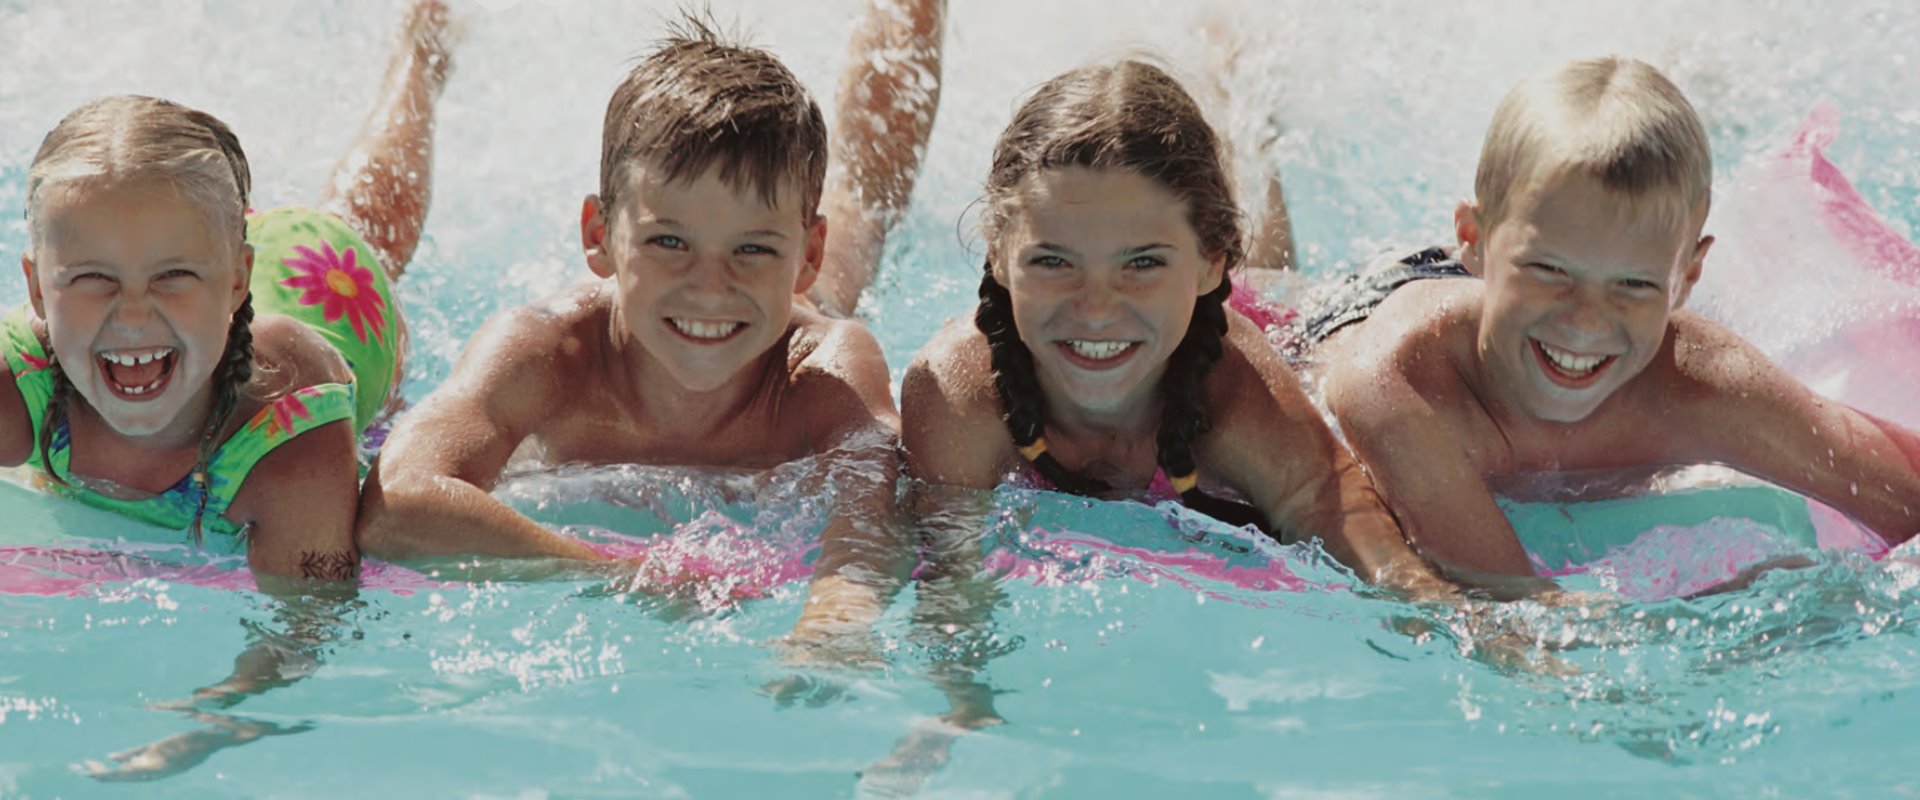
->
[1204, 315, 1455, 597]
[229, 420, 361, 579]
[785, 316, 912, 653]
[226, 316, 364, 582]
[876, 321, 1022, 737]
[809, 0, 946, 316]
[356, 303, 608, 563]
[0, 341, 37, 467]
[1672, 315, 1920, 546]
[1321, 301, 1560, 595]
[84, 319, 365, 781]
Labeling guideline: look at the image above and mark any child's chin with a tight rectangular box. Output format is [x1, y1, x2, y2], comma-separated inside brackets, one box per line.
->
[1524, 394, 1606, 424]
[666, 363, 750, 394]
[95, 411, 181, 438]
[80, 391, 185, 437]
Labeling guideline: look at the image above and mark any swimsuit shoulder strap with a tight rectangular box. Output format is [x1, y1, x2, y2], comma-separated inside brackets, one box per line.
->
[199, 382, 358, 513]
[3, 304, 58, 470]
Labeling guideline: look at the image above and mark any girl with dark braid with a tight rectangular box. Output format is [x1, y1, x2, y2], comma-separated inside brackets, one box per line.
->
[4, 0, 453, 585]
[902, 59, 1445, 591]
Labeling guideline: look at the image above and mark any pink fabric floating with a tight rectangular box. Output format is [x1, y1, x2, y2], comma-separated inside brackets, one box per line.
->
[1531, 519, 1802, 602]
[1228, 278, 1296, 332]
[985, 524, 1335, 606]
[0, 545, 443, 597]
[1791, 103, 1920, 285]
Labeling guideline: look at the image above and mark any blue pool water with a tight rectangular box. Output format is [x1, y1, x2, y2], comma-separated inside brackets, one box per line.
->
[3, 0, 1920, 796]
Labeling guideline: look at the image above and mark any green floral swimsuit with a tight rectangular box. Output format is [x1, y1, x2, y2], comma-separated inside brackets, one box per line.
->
[3, 208, 400, 544]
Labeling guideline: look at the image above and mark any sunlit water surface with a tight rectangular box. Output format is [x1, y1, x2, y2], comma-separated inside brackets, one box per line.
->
[2, 1, 1919, 797]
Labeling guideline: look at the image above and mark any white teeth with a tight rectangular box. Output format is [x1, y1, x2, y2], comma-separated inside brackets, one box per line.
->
[669, 319, 743, 340]
[1066, 340, 1133, 360]
[1539, 342, 1607, 375]
[96, 348, 173, 396]
[114, 375, 166, 395]
[98, 347, 173, 366]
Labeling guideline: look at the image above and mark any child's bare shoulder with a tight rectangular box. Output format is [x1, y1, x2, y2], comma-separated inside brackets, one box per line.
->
[1207, 312, 1299, 414]
[783, 306, 899, 440]
[900, 317, 1010, 487]
[439, 283, 612, 412]
[1661, 311, 1785, 396]
[1328, 280, 1478, 400]
[482, 283, 607, 367]
[249, 313, 352, 390]
[787, 306, 890, 384]
[903, 316, 999, 414]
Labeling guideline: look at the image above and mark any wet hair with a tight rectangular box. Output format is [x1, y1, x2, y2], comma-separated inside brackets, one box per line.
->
[973, 60, 1268, 534]
[23, 95, 257, 546]
[599, 12, 829, 222]
[1475, 56, 1712, 233]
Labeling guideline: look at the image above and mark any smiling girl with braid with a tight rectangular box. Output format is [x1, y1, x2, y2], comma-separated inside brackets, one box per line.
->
[902, 59, 1443, 591]
[5, 0, 452, 585]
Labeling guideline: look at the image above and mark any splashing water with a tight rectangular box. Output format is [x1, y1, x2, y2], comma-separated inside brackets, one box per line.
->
[2, 0, 1920, 796]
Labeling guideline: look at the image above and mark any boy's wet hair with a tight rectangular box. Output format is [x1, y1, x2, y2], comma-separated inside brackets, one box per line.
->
[23, 95, 257, 546]
[599, 13, 828, 221]
[973, 60, 1269, 535]
[1475, 57, 1711, 232]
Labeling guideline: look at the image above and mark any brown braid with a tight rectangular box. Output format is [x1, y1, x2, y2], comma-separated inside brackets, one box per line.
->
[973, 60, 1272, 535]
[1153, 280, 1267, 531]
[35, 358, 72, 486]
[187, 294, 256, 548]
[975, 270, 1105, 497]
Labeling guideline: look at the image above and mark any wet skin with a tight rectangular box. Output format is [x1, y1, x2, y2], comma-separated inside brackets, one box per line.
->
[10, 178, 359, 581]
[1318, 170, 1920, 589]
[904, 167, 1443, 590]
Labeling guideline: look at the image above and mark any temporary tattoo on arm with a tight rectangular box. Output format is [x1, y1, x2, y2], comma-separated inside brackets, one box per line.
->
[297, 550, 360, 581]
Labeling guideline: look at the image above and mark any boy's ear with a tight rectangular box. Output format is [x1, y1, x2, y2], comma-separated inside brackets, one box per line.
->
[582, 195, 614, 279]
[792, 213, 827, 295]
[22, 256, 44, 319]
[1454, 200, 1486, 276]
[1671, 234, 1714, 309]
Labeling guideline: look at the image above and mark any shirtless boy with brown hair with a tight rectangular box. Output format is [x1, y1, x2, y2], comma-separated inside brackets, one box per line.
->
[358, 2, 945, 643]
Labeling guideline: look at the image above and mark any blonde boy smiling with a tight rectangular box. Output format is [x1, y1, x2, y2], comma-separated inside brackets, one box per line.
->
[1310, 57, 1920, 593]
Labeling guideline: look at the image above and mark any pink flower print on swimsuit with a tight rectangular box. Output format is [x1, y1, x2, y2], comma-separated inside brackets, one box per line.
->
[248, 386, 325, 439]
[280, 240, 389, 344]
[14, 350, 50, 376]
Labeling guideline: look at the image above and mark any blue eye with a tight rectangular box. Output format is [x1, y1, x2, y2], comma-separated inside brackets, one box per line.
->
[737, 243, 778, 257]
[1126, 255, 1166, 270]
[647, 235, 688, 251]
[1029, 254, 1070, 269]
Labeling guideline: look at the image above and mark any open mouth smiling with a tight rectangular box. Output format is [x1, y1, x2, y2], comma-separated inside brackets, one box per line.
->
[96, 346, 178, 400]
[1531, 338, 1617, 388]
[1056, 338, 1142, 370]
[665, 317, 747, 343]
